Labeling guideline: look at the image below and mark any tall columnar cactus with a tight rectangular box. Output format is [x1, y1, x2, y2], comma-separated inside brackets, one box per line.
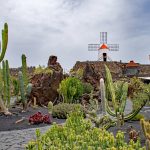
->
[6, 60, 10, 106]
[2, 60, 7, 103]
[2, 60, 10, 106]
[18, 71, 25, 105]
[0, 23, 8, 62]
[140, 119, 150, 150]
[18, 71, 32, 110]
[0, 23, 11, 115]
[100, 78, 106, 115]
[105, 65, 147, 125]
[21, 54, 28, 88]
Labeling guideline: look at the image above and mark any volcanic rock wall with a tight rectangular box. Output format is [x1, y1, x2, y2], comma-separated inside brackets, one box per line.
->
[72, 61, 150, 88]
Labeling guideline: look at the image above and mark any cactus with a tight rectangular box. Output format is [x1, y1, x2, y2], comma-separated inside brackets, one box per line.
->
[140, 119, 150, 150]
[22, 54, 28, 88]
[18, 71, 26, 104]
[100, 78, 106, 115]
[0, 23, 11, 115]
[0, 23, 8, 62]
[48, 101, 53, 114]
[146, 139, 150, 150]
[2, 60, 7, 103]
[1, 60, 10, 106]
[18, 71, 32, 110]
[6, 60, 10, 106]
[105, 65, 147, 126]
[83, 91, 115, 129]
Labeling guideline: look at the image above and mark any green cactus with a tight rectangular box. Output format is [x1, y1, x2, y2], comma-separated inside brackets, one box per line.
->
[21, 54, 28, 88]
[140, 119, 150, 150]
[6, 60, 10, 106]
[18, 71, 26, 103]
[48, 101, 53, 114]
[18, 71, 32, 110]
[0, 23, 11, 115]
[105, 65, 147, 126]
[100, 78, 106, 115]
[146, 139, 150, 150]
[2, 61, 7, 103]
[0, 23, 8, 62]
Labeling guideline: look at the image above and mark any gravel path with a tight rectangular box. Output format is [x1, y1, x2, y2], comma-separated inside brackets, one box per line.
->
[0, 126, 50, 150]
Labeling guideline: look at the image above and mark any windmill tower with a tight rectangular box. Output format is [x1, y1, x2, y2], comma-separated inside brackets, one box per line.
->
[88, 32, 119, 61]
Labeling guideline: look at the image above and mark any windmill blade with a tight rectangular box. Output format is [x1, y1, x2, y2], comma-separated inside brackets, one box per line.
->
[100, 32, 107, 44]
[88, 44, 100, 51]
[107, 44, 119, 51]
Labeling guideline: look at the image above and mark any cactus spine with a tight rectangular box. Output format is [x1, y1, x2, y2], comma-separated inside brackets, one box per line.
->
[100, 78, 106, 115]
[22, 54, 28, 88]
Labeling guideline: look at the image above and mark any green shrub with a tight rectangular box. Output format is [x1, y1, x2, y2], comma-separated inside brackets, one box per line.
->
[26, 109, 145, 150]
[52, 103, 84, 119]
[34, 65, 53, 75]
[83, 82, 94, 94]
[58, 77, 83, 103]
[131, 113, 144, 121]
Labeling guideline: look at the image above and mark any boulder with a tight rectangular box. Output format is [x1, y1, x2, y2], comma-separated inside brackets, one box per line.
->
[30, 56, 63, 106]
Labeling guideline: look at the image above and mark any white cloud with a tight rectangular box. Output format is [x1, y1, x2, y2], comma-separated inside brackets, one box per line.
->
[0, 0, 150, 70]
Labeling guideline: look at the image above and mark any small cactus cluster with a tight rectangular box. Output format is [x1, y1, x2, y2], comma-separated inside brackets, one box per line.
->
[140, 119, 150, 150]
[18, 54, 32, 110]
[84, 90, 115, 129]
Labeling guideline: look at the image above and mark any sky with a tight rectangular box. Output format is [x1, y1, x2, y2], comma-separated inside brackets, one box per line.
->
[0, 0, 150, 71]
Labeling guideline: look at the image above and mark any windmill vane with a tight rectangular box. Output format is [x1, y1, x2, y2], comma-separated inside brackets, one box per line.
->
[88, 32, 119, 61]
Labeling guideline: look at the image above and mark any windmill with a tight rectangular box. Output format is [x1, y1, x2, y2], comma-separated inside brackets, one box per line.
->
[88, 32, 119, 61]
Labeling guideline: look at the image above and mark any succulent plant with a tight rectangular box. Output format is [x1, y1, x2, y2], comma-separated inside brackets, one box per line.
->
[0, 23, 8, 62]
[26, 109, 145, 150]
[58, 77, 83, 103]
[105, 65, 147, 127]
[18, 71, 32, 110]
[140, 119, 150, 150]
[22, 54, 28, 88]
[1, 60, 10, 107]
[0, 23, 11, 115]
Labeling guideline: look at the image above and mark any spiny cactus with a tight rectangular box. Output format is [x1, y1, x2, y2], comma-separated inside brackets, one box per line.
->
[22, 54, 28, 88]
[100, 78, 106, 115]
[140, 119, 150, 150]
[2, 60, 10, 107]
[0, 23, 8, 62]
[6, 60, 10, 106]
[2, 60, 7, 103]
[84, 91, 115, 129]
[48, 101, 53, 114]
[105, 65, 147, 126]
[0, 23, 11, 115]
[18, 71, 32, 110]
